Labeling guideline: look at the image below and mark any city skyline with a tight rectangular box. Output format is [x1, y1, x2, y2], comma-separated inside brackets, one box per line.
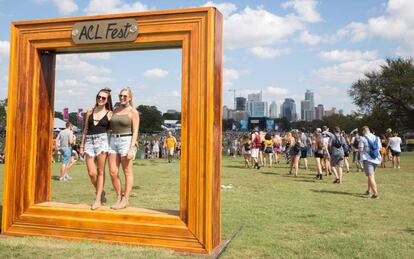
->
[1, 1, 412, 114]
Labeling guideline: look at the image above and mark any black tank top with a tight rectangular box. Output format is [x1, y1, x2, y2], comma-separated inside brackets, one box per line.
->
[87, 110, 109, 135]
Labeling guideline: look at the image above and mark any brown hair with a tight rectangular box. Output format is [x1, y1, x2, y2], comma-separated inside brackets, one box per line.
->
[95, 87, 113, 111]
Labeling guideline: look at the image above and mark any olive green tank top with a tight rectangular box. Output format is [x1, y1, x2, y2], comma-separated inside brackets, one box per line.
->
[110, 113, 132, 134]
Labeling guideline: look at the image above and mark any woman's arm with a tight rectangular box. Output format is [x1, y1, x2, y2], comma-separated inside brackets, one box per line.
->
[79, 109, 92, 156]
[128, 108, 140, 160]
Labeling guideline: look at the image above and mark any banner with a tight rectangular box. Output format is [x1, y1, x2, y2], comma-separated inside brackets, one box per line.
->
[240, 120, 248, 131]
[63, 108, 69, 121]
[266, 119, 274, 131]
[77, 108, 83, 122]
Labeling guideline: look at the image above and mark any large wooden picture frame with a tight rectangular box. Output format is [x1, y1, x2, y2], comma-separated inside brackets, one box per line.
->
[1, 8, 222, 254]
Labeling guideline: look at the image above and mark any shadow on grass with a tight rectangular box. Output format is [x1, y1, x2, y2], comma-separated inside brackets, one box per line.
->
[310, 189, 365, 198]
[223, 165, 245, 169]
[259, 171, 278, 175]
[294, 179, 318, 183]
[404, 227, 414, 235]
[51, 176, 60, 181]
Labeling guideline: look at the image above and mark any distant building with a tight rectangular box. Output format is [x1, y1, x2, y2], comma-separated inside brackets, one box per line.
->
[339, 109, 344, 115]
[301, 100, 313, 121]
[247, 91, 268, 117]
[235, 97, 246, 111]
[223, 105, 231, 120]
[281, 98, 296, 122]
[301, 90, 315, 121]
[247, 92, 261, 102]
[269, 101, 278, 119]
[229, 110, 249, 121]
[325, 107, 338, 117]
[315, 104, 324, 120]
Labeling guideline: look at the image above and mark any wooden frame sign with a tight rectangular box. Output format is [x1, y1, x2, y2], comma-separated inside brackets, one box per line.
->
[1, 8, 223, 254]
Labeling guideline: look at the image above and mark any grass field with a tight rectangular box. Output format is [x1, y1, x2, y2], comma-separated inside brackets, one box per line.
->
[1, 153, 414, 258]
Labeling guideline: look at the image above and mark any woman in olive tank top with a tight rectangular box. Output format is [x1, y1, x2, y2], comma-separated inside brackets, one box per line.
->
[79, 88, 113, 210]
[108, 87, 140, 210]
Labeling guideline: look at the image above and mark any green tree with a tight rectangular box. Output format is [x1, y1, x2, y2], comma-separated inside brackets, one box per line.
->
[349, 57, 414, 131]
[137, 105, 163, 133]
[54, 111, 63, 120]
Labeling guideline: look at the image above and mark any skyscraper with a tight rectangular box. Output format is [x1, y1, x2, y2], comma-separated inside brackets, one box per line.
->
[269, 101, 278, 118]
[281, 98, 296, 122]
[235, 97, 246, 111]
[301, 100, 313, 121]
[301, 90, 315, 121]
[247, 91, 268, 117]
[315, 104, 324, 120]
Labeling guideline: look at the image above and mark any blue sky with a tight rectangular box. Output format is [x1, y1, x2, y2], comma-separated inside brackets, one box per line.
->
[0, 0, 413, 116]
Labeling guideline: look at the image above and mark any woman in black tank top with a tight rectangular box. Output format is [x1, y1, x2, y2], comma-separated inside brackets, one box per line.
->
[80, 88, 113, 210]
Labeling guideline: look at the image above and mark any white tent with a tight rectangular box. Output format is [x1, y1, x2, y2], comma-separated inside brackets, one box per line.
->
[54, 118, 79, 132]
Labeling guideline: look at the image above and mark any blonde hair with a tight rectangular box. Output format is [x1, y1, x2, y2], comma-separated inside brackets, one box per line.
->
[120, 87, 135, 108]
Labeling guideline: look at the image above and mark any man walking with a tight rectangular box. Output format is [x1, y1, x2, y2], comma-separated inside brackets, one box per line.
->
[56, 122, 74, 181]
[359, 126, 382, 199]
[329, 126, 347, 183]
[164, 131, 177, 163]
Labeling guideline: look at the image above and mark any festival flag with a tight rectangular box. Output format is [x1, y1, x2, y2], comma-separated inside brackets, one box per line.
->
[63, 108, 69, 121]
[77, 108, 83, 122]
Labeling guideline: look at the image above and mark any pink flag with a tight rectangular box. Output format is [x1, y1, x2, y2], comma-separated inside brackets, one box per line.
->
[63, 108, 69, 121]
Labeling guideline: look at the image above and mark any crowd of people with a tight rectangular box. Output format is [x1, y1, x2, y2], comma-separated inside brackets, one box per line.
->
[223, 126, 403, 199]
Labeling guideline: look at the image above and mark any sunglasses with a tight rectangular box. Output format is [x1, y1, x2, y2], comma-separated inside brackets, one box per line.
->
[119, 94, 129, 99]
[96, 95, 107, 101]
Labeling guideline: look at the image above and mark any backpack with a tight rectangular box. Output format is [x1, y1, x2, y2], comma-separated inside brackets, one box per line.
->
[364, 136, 380, 159]
[333, 135, 342, 148]
[253, 134, 261, 148]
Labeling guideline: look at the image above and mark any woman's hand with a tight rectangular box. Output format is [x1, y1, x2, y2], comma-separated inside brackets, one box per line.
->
[127, 148, 135, 160]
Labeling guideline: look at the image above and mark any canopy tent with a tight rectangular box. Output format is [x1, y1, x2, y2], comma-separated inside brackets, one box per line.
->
[54, 117, 79, 132]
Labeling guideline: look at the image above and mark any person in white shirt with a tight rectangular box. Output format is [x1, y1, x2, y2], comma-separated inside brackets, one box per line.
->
[387, 132, 402, 169]
[359, 126, 382, 199]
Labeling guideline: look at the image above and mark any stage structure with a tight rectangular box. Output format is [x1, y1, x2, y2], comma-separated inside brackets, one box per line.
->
[1, 8, 223, 254]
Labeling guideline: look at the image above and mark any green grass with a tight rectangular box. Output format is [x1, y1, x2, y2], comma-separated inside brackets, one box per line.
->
[1, 154, 414, 258]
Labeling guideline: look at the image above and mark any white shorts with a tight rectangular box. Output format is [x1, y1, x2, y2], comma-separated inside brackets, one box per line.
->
[168, 148, 175, 156]
[251, 148, 259, 158]
[84, 133, 109, 157]
[109, 135, 132, 157]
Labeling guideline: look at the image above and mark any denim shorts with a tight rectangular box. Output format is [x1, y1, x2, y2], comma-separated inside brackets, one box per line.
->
[363, 160, 377, 176]
[84, 133, 109, 157]
[109, 135, 132, 157]
[61, 147, 72, 165]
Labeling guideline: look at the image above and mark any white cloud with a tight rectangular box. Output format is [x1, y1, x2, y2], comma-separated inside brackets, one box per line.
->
[297, 30, 321, 45]
[263, 86, 289, 96]
[336, 0, 414, 56]
[84, 75, 114, 84]
[85, 0, 150, 15]
[82, 52, 112, 60]
[143, 68, 169, 78]
[0, 41, 10, 58]
[224, 6, 303, 49]
[248, 46, 291, 59]
[52, 0, 78, 15]
[56, 55, 112, 77]
[35, 0, 78, 15]
[223, 68, 243, 88]
[319, 50, 379, 62]
[282, 0, 322, 23]
[202, 1, 237, 17]
[313, 59, 385, 84]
